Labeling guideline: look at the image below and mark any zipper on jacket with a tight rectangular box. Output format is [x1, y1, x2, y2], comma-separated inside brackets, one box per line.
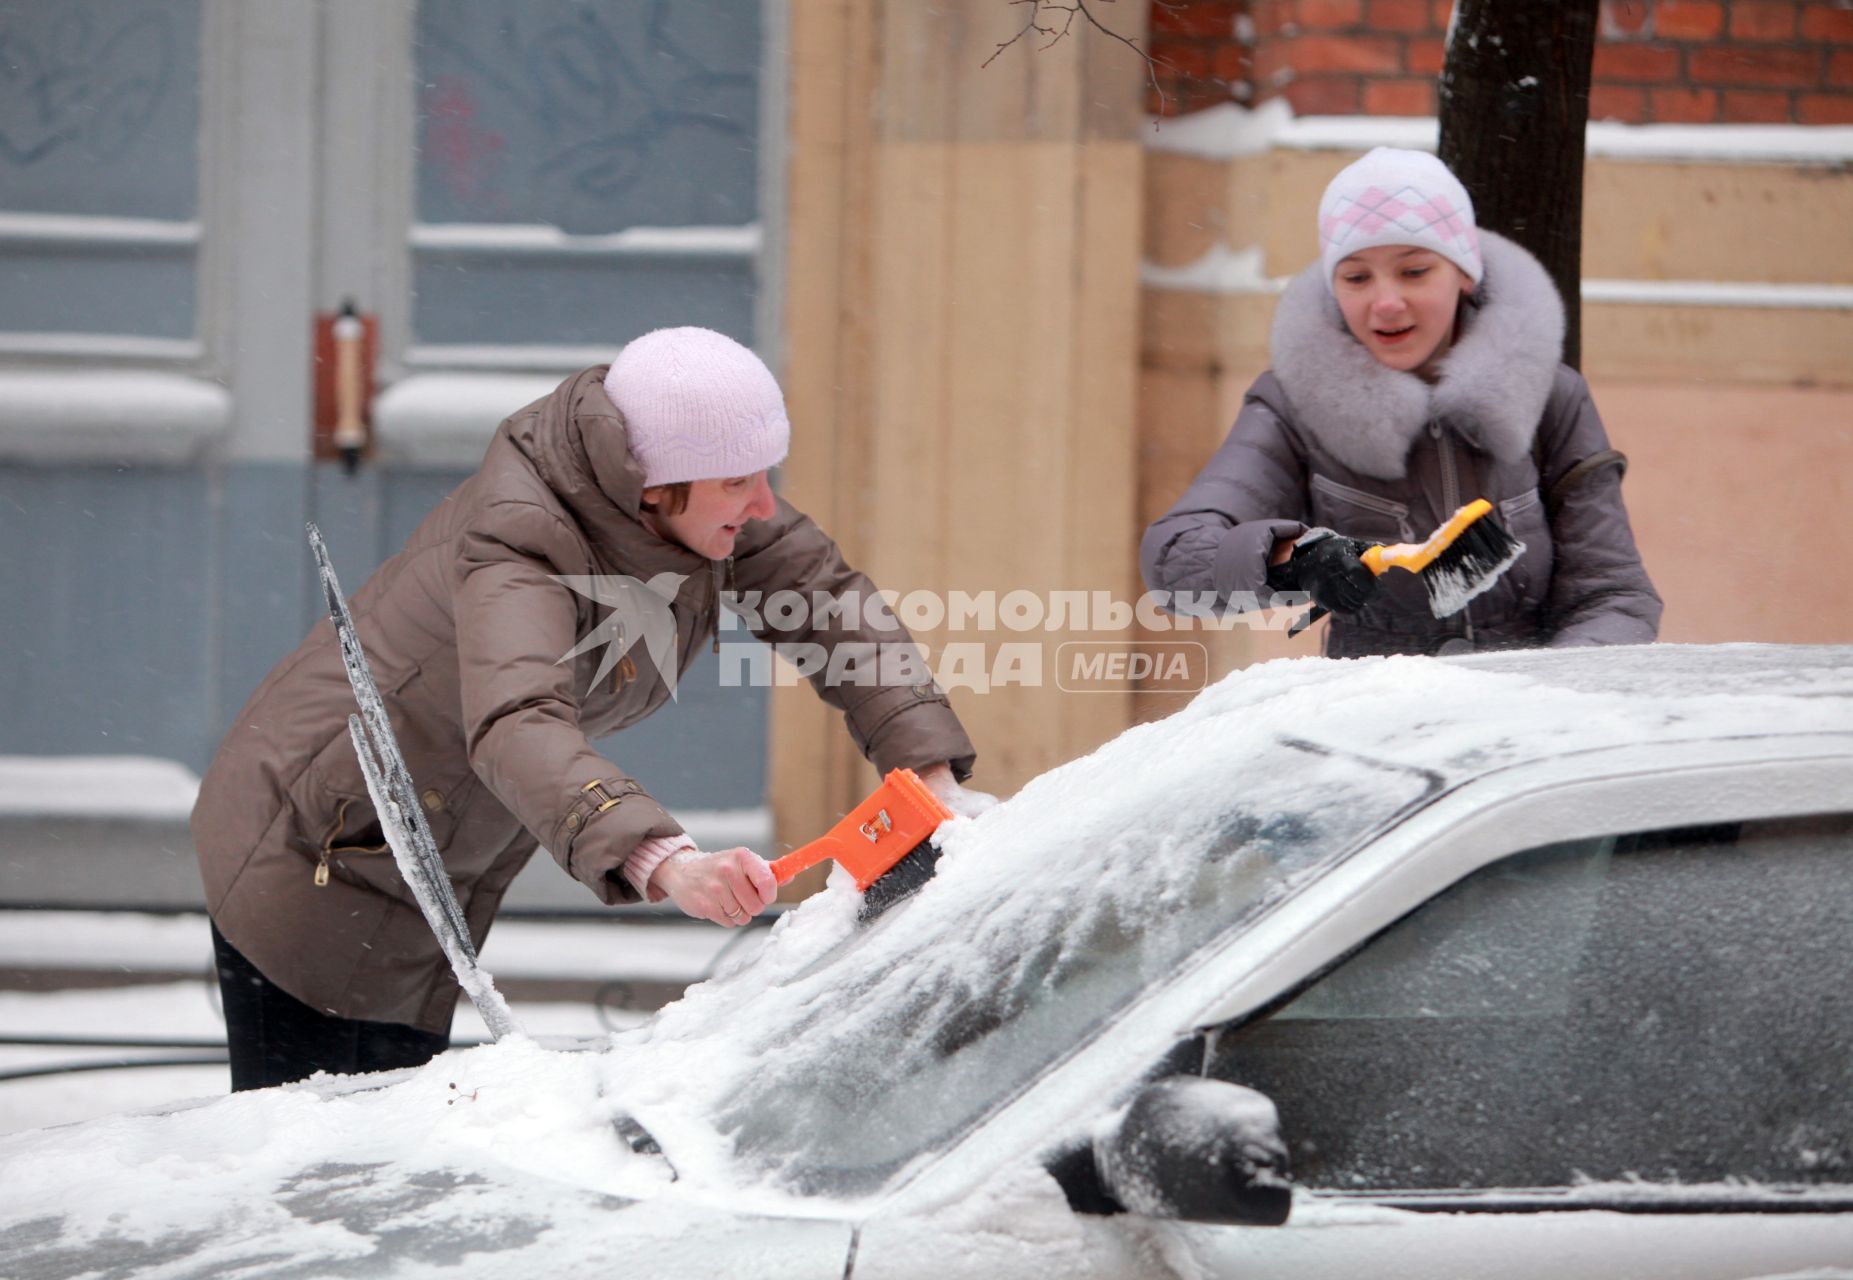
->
[1430, 420, 1460, 516]
[315, 796, 390, 887]
[710, 559, 724, 653]
[710, 556, 736, 653]
[1430, 420, 1476, 644]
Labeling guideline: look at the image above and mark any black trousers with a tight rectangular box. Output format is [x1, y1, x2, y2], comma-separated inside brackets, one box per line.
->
[210, 921, 450, 1092]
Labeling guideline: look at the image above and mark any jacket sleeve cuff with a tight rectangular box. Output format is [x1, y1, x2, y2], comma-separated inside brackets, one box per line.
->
[621, 832, 698, 902]
[844, 683, 978, 780]
[552, 777, 684, 905]
[1214, 519, 1305, 601]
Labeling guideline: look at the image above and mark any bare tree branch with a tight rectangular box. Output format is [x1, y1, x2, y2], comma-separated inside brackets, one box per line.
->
[985, 0, 1169, 116]
[984, 0, 1060, 66]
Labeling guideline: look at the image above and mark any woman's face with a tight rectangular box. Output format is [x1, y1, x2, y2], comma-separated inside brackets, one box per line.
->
[643, 471, 778, 559]
[1332, 246, 1473, 375]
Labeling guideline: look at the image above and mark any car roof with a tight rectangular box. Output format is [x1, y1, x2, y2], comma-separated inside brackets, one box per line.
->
[1442, 641, 1853, 702]
[1198, 643, 1853, 784]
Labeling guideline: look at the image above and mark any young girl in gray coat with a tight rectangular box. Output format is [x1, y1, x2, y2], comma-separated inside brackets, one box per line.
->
[1141, 147, 1661, 657]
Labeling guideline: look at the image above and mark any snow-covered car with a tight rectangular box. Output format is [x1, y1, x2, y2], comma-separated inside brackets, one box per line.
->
[3, 644, 1851, 1279]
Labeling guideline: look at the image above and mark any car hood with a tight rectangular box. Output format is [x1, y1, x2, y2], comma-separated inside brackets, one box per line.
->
[0, 1036, 855, 1277]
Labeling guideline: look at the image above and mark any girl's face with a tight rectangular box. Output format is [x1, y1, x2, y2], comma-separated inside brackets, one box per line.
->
[642, 471, 778, 559]
[1332, 246, 1473, 375]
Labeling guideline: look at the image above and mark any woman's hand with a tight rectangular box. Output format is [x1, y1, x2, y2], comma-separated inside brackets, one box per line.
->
[917, 762, 1000, 819]
[649, 847, 778, 927]
[1284, 529, 1380, 616]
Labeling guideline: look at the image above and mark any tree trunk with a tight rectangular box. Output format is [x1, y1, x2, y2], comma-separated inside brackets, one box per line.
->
[1438, 0, 1599, 370]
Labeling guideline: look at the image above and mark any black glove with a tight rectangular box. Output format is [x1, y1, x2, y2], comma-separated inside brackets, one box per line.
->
[1276, 529, 1380, 616]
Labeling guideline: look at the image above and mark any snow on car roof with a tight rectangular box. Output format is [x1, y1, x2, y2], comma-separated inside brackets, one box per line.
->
[1188, 642, 1853, 778]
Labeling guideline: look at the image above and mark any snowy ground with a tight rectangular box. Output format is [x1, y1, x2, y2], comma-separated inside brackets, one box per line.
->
[0, 910, 751, 1136]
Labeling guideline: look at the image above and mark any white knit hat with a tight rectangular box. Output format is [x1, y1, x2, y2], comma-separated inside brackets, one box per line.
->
[603, 327, 791, 486]
[1318, 147, 1483, 294]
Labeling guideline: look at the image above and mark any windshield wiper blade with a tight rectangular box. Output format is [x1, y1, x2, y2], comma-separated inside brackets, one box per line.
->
[612, 1112, 678, 1180]
[308, 522, 523, 1041]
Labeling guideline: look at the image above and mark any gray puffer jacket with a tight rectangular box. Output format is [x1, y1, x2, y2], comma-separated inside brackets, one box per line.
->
[1140, 231, 1661, 657]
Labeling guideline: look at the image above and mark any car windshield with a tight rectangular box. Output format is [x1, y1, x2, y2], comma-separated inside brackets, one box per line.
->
[732, 741, 1435, 1196]
[599, 663, 1443, 1201]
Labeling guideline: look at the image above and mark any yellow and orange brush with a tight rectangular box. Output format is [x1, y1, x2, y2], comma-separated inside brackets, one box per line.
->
[1365, 498, 1526, 618]
[1282, 498, 1525, 636]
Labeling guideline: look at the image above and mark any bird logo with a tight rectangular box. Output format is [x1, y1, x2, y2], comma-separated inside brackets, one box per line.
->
[552, 572, 689, 699]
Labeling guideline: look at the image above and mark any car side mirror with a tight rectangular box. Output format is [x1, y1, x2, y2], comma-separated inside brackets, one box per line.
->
[1093, 1076, 1292, 1226]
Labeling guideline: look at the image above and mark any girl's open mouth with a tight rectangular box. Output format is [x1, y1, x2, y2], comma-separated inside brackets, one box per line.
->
[1374, 326, 1414, 344]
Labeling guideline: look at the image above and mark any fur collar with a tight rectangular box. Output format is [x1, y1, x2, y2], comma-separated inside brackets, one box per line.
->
[1266, 230, 1566, 479]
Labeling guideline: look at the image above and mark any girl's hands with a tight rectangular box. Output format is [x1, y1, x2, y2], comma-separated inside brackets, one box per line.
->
[650, 847, 778, 927]
[1265, 528, 1379, 616]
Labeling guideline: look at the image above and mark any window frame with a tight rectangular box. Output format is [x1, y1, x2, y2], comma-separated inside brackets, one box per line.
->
[1202, 812, 1853, 1206]
[370, 0, 784, 466]
[0, 0, 246, 463]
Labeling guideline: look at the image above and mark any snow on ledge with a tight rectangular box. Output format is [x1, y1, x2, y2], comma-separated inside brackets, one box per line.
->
[1582, 279, 1853, 310]
[0, 756, 201, 819]
[373, 372, 561, 469]
[674, 808, 775, 851]
[1145, 102, 1853, 164]
[1586, 120, 1853, 163]
[1141, 244, 1289, 294]
[412, 222, 760, 258]
[1145, 247, 1853, 310]
[0, 371, 230, 464]
[1143, 98, 1300, 158]
[0, 909, 734, 983]
[0, 211, 200, 247]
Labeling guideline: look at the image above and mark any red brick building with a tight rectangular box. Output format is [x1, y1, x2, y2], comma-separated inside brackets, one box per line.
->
[1148, 0, 1853, 123]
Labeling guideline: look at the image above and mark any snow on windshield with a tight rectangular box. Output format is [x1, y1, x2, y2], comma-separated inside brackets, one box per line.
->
[600, 658, 1457, 1200]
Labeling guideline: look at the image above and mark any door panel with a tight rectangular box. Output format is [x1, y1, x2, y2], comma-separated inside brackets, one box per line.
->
[1165, 813, 1853, 1277]
[0, 0, 775, 874]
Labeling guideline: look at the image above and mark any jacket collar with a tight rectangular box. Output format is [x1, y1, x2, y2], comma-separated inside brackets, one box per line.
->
[1265, 230, 1566, 479]
[508, 366, 709, 577]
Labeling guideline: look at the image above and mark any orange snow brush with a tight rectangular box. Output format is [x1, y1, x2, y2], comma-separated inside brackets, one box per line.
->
[1362, 498, 1525, 618]
[770, 768, 955, 919]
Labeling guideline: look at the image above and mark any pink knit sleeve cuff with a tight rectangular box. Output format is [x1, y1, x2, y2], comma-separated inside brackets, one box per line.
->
[622, 833, 698, 901]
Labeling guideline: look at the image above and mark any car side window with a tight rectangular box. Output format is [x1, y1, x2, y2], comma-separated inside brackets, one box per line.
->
[1205, 813, 1853, 1191]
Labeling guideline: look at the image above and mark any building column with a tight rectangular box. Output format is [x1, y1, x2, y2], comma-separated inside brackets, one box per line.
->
[775, 1, 1149, 858]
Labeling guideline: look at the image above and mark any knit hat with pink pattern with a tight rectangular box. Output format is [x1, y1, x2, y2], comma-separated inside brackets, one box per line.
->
[603, 327, 790, 487]
[1318, 148, 1483, 293]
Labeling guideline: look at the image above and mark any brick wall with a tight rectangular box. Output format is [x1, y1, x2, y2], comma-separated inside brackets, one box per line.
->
[1148, 0, 1853, 122]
